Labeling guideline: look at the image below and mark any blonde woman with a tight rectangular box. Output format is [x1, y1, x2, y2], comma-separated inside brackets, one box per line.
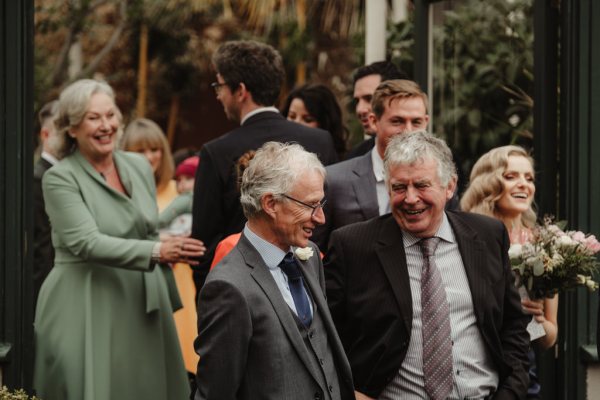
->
[34, 79, 204, 399]
[121, 118, 199, 378]
[121, 118, 177, 210]
[461, 145, 557, 398]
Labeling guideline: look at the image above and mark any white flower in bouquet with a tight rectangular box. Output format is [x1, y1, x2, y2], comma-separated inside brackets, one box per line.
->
[508, 244, 523, 259]
[556, 235, 575, 248]
[294, 247, 314, 261]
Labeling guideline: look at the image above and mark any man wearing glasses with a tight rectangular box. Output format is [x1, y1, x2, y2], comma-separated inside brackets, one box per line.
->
[195, 142, 353, 400]
[191, 40, 338, 290]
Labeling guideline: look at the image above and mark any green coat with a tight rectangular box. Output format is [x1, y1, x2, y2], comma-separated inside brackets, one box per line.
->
[34, 150, 188, 400]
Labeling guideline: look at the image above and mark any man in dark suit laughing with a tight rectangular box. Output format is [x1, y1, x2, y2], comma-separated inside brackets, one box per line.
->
[325, 131, 530, 400]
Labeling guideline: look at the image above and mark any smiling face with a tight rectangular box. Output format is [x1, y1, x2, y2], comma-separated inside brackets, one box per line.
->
[70, 92, 119, 162]
[371, 96, 429, 159]
[353, 74, 381, 134]
[135, 146, 163, 173]
[286, 98, 318, 128]
[388, 157, 455, 238]
[496, 155, 535, 219]
[269, 169, 325, 251]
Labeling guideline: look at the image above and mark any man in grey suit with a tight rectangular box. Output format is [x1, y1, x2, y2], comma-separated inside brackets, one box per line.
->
[313, 79, 430, 249]
[194, 142, 354, 400]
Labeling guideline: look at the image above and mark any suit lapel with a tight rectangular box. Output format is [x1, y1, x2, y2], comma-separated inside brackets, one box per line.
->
[375, 217, 413, 335]
[447, 212, 488, 324]
[237, 236, 324, 386]
[73, 150, 133, 200]
[351, 154, 379, 220]
[297, 256, 354, 386]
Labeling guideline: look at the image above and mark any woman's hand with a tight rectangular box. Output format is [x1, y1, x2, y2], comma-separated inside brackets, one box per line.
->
[159, 236, 205, 265]
[521, 297, 545, 323]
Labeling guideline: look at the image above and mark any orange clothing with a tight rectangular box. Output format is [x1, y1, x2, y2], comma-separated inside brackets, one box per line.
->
[210, 232, 323, 270]
[158, 181, 199, 373]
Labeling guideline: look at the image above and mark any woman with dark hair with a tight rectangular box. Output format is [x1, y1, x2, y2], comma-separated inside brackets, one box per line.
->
[281, 84, 348, 159]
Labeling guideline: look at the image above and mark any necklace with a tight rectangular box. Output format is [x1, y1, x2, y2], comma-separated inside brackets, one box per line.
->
[96, 163, 115, 178]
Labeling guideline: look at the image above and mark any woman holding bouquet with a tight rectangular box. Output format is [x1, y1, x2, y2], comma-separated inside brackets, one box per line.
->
[461, 145, 558, 398]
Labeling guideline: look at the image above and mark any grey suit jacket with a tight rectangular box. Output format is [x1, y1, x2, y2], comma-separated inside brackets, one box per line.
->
[313, 152, 378, 250]
[194, 234, 354, 400]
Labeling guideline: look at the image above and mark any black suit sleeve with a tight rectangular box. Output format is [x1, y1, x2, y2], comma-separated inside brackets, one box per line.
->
[191, 146, 225, 286]
[33, 163, 54, 301]
[494, 226, 531, 400]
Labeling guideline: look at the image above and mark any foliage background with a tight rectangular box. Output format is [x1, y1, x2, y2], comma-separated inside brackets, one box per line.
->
[35, 0, 534, 185]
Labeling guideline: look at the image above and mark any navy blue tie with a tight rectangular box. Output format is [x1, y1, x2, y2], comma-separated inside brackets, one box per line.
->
[279, 252, 312, 326]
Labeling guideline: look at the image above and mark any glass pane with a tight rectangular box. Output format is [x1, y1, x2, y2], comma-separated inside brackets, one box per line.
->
[430, 0, 534, 192]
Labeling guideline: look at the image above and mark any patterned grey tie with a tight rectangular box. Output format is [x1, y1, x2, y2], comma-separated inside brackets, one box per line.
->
[419, 237, 453, 400]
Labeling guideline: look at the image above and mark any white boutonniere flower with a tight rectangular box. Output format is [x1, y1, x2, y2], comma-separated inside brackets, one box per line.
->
[295, 247, 314, 261]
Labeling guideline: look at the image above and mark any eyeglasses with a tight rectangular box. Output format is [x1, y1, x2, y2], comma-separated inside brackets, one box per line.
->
[211, 82, 227, 94]
[281, 194, 327, 217]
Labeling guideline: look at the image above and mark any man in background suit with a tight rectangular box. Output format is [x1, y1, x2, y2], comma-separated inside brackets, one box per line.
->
[191, 40, 338, 289]
[325, 131, 530, 399]
[345, 60, 407, 160]
[33, 100, 60, 303]
[313, 79, 430, 249]
[195, 142, 353, 400]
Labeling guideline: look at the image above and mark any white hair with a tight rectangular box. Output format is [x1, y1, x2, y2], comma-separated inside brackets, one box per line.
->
[384, 130, 457, 187]
[240, 142, 325, 219]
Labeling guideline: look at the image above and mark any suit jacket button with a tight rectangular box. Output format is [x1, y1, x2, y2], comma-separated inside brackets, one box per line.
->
[328, 385, 333, 393]
[314, 392, 322, 400]
[319, 358, 324, 365]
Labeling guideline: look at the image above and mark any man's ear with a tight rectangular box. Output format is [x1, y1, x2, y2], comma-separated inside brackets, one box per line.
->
[367, 112, 378, 133]
[446, 176, 458, 200]
[261, 193, 278, 219]
[237, 82, 249, 102]
[39, 127, 50, 141]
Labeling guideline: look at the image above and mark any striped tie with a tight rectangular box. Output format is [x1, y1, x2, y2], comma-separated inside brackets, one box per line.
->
[419, 237, 453, 400]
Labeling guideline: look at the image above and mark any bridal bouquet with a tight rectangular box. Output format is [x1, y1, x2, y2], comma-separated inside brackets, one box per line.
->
[508, 216, 600, 299]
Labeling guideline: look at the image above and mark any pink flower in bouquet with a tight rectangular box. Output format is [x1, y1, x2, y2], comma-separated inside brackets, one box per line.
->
[571, 231, 586, 243]
[584, 234, 600, 253]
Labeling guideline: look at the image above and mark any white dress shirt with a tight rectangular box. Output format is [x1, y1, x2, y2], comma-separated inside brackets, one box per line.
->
[243, 225, 313, 317]
[240, 106, 280, 125]
[371, 148, 390, 215]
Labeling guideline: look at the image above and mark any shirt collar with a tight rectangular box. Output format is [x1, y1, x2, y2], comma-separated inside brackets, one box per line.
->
[401, 212, 455, 248]
[371, 148, 385, 183]
[41, 151, 59, 165]
[241, 107, 280, 125]
[243, 224, 289, 270]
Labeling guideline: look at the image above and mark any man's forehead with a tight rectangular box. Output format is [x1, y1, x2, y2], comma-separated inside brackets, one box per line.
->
[384, 96, 426, 114]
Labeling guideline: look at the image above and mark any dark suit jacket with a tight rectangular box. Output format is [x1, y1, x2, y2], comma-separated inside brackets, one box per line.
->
[344, 136, 375, 160]
[195, 234, 354, 400]
[191, 111, 338, 288]
[33, 157, 55, 302]
[324, 211, 530, 399]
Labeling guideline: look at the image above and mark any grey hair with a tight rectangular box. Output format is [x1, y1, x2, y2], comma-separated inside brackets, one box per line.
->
[54, 79, 120, 159]
[384, 130, 457, 187]
[240, 142, 326, 219]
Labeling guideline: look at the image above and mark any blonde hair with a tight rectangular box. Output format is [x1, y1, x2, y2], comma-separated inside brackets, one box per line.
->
[121, 118, 174, 191]
[54, 79, 121, 159]
[460, 145, 537, 228]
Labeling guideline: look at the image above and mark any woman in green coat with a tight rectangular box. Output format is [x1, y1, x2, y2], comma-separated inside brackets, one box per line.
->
[33, 79, 205, 400]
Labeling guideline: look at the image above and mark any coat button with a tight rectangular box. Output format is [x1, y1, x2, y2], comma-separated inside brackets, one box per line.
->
[314, 392, 322, 400]
[328, 385, 333, 393]
[319, 358, 324, 365]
